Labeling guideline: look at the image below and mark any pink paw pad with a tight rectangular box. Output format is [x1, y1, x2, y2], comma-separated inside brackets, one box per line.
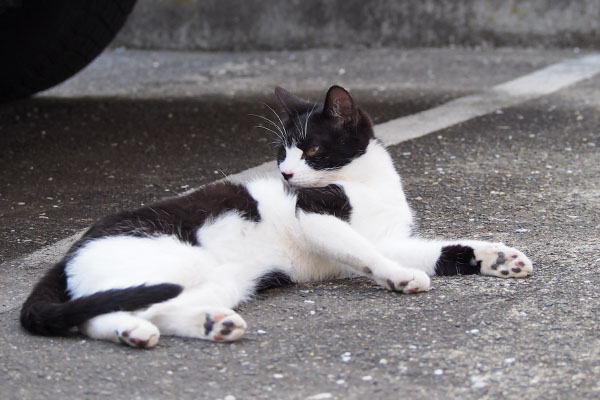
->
[204, 312, 247, 342]
[212, 313, 227, 322]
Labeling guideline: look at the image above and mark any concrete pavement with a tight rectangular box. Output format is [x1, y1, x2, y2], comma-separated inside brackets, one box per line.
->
[1, 47, 599, 399]
[113, 0, 600, 50]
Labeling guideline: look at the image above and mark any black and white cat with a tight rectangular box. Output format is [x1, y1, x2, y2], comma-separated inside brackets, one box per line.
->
[20, 86, 532, 348]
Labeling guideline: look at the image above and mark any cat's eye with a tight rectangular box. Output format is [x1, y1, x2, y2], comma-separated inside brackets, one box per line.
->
[305, 146, 320, 157]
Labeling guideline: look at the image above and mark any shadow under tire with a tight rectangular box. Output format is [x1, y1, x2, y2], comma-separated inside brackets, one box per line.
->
[0, 0, 137, 102]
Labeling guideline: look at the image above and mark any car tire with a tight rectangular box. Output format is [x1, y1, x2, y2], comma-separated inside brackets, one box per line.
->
[0, 0, 137, 102]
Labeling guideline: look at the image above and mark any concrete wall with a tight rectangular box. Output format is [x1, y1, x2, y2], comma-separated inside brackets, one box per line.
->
[113, 0, 600, 50]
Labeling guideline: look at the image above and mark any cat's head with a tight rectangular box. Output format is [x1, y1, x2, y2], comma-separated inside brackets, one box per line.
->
[272, 85, 374, 187]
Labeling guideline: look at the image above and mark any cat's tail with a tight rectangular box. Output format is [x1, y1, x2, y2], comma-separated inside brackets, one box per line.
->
[20, 260, 183, 336]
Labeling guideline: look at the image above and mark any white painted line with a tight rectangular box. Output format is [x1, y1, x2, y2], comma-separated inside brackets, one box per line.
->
[5, 53, 600, 271]
[375, 53, 600, 146]
[494, 53, 600, 97]
[227, 160, 279, 183]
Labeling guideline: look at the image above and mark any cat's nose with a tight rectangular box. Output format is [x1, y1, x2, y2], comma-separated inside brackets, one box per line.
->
[282, 172, 294, 181]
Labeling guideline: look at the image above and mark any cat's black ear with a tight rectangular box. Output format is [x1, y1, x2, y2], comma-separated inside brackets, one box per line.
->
[323, 85, 357, 126]
[275, 86, 312, 115]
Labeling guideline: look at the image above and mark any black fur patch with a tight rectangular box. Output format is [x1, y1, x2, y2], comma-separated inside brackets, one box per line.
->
[255, 270, 295, 292]
[435, 245, 481, 276]
[294, 184, 352, 221]
[70, 181, 260, 251]
[19, 261, 70, 335]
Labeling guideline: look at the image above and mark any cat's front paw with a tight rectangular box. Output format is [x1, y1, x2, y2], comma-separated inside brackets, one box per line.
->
[474, 243, 533, 278]
[368, 264, 430, 294]
[204, 311, 247, 342]
[116, 320, 160, 349]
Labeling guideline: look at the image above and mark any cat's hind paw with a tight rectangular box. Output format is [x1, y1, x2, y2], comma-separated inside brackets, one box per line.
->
[116, 320, 160, 349]
[475, 243, 533, 278]
[204, 312, 247, 342]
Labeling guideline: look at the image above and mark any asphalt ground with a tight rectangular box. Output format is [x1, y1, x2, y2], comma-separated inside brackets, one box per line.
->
[1, 48, 599, 399]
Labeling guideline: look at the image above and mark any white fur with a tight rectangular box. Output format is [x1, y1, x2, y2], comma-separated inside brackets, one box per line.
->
[65, 138, 532, 347]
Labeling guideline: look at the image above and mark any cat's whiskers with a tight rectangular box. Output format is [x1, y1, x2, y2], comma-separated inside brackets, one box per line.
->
[302, 101, 318, 140]
[294, 112, 304, 139]
[249, 114, 285, 142]
[261, 103, 289, 143]
[254, 125, 284, 142]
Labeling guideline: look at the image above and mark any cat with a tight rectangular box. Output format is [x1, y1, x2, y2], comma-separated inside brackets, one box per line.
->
[20, 85, 533, 348]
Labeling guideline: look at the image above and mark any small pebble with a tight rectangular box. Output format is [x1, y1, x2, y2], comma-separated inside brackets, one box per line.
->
[305, 394, 332, 400]
[473, 381, 487, 389]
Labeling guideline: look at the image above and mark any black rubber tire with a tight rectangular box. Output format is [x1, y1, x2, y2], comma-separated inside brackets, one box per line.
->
[0, 0, 137, 102]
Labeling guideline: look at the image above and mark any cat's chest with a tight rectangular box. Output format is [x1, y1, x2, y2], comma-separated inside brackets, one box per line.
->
[345, 184, 412, 239]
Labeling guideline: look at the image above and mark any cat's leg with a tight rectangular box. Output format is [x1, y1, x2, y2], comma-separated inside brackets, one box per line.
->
[297, 212, 430, 293]
[379, 238, 533, 278]
[449, 240, 533, 278]
[80, 311, 161, 349]
[147, 306, 246, 342]
[136, 284, 247, 342]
